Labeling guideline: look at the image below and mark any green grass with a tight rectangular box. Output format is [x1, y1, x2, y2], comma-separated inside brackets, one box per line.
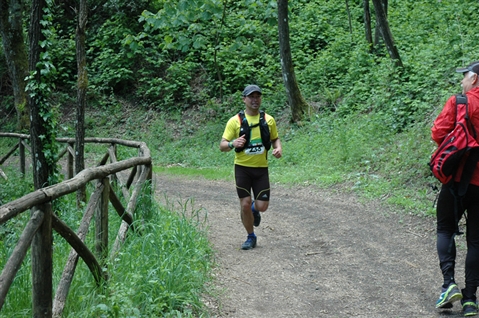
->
[62, 199, 213, 318]
[147, 111, 439, 217]
[0, 177, 214, 317]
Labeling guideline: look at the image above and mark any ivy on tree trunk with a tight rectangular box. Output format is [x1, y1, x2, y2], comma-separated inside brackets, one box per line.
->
[28, 0, 54, 316]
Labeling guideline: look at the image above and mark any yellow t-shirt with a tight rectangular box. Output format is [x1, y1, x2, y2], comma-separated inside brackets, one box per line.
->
[222, 112, 278, 168]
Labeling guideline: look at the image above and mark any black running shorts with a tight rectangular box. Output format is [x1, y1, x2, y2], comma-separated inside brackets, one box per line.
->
[234, 164, 270, 200]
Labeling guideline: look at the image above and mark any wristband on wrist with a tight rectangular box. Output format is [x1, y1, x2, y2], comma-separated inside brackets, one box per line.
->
[228, 140, 234, 149]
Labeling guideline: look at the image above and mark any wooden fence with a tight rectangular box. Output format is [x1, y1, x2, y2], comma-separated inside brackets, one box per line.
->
[0, 132, 152, 317]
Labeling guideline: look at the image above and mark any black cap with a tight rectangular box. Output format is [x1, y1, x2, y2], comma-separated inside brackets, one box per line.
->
[242, 85, 262, 96]
[456, 61, 479, 74]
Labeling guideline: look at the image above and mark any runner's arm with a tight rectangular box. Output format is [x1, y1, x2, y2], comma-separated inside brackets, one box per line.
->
[220, 138, 234, 152]
[220, 135, 247, 152]
[271, 138, 282, 159]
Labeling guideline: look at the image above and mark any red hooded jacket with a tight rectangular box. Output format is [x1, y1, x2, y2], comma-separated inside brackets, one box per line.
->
[432, 86, 479, 185]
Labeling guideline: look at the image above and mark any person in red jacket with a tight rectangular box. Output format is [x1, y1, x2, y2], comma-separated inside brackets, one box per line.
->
[432, 61, 479, 316]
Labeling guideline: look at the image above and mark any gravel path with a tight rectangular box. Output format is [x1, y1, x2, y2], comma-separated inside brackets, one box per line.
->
[155, 174, 468, 318]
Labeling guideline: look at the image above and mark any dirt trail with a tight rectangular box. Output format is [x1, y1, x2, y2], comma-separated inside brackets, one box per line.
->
[155, 174, 468, 318]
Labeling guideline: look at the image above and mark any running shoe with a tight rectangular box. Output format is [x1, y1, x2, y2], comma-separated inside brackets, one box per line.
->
[462, 300, 478, 316]
[241, 236, 257, 250]
[253, 211, 261, 227]
[436, 283, 462, 308]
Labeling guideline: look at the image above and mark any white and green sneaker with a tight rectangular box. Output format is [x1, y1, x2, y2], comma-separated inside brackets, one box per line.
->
[436, 283, 462, 309]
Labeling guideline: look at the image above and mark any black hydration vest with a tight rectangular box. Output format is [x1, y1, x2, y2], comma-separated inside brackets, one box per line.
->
[235, 110, 271, 153]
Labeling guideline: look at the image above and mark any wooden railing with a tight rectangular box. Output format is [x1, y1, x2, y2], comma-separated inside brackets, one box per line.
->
[0, 133, 152, 317]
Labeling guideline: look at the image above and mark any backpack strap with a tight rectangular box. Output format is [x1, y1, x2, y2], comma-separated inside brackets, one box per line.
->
[259, 110, 271, 151]
[456, 94, 467, 106]
[236, 110, 271, 152]
[456, 94, 477, 138]
[236, 111, 250, 153]
[237, 110, 246, 125]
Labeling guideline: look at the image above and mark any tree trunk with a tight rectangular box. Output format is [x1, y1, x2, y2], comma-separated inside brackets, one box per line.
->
[213, 0, 228, 102]
[374, 0, 388, 46]
[345, 0, 352, 35]
[363, 0, 373, 52]
[30, 204, 53, 318]
[371, 0, 402, 68]
[0, 0, 30, 131]
[28, 0, 54, 316]
[75, 0, 88, 205]
[277, 0, 310, 123]
[373, 0, 387, 46]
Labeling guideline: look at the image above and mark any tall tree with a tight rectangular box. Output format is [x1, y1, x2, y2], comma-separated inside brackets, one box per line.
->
[363, 0, 373, 52]
[371, 0, 402, 67]
[28, 0, 54, 315]
[374, 0, 387, 46]
[345, 0, 352, 35]
[75, 0, 88, 205]
[0, 0, 30, 130]
[277, 0, 310, 123]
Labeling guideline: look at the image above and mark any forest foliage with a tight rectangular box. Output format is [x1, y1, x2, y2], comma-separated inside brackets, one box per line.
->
[3, 0, 478, 130]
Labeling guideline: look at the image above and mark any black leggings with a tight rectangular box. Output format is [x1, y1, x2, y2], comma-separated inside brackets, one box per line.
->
[437, 183, 479, 300]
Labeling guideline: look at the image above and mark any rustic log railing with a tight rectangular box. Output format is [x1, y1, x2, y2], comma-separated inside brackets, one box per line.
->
[0, 133, 153, 317]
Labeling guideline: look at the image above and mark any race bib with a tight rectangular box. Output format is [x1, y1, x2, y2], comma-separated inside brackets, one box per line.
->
[245, 143, 265, 155]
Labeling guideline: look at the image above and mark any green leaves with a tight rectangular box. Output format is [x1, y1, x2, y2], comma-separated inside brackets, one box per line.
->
[141, 0, 224, 51]
[8, 0, 479, 132]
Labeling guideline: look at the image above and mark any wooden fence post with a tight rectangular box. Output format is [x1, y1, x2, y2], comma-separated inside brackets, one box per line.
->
[31, 203, 53, 318]
[19, 138, 25, 176]
[146, 164, 153, 210]
[140, 145, 153, 210]
[67, 142, 74, 179]
[96, 178, 109, 264]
